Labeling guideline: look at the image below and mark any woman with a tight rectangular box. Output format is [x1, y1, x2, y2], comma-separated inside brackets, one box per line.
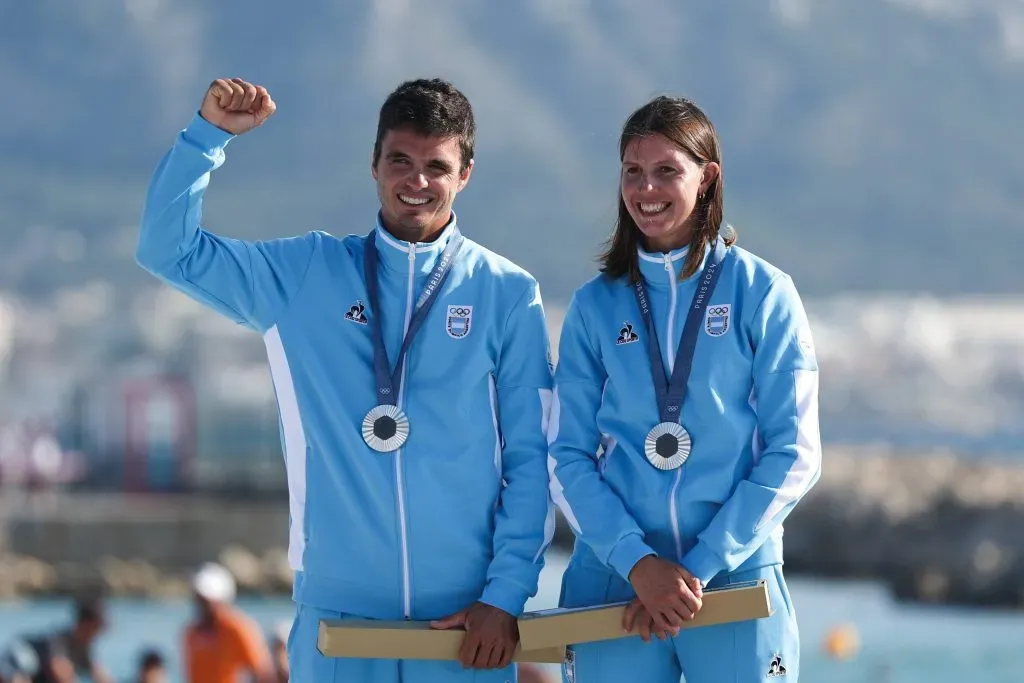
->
[548, 95, 821, 682]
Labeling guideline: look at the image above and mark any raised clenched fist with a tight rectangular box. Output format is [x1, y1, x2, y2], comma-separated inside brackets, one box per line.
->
[199, 78, 276, 135]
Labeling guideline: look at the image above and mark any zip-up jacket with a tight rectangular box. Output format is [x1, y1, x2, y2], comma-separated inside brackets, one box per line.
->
[548, 240, 821, 587]
[136, 113, 555, 620]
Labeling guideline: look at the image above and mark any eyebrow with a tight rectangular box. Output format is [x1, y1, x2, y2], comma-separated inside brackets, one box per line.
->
[622, 158, 681, 166]
[386, 151, 454, 172]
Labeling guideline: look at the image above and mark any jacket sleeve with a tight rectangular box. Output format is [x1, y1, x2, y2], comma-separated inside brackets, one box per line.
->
[479, 279, 557, 616]
[135, 112, 318, 333]
[548, 292, 656, 583]
[680, 273, 822, 586]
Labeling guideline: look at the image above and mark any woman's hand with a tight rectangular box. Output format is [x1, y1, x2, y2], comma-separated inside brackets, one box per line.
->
[627, 555, 704, 635]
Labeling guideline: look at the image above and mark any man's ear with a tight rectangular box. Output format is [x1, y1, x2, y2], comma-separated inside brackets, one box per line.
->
[457, 158, 475, 192]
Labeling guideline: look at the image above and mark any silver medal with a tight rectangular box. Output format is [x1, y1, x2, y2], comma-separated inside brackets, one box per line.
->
[362, 404, 410, 453]
[644, 422, 691, 470]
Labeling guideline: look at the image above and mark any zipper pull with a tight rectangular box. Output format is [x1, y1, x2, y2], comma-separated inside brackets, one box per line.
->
[408, 247, 415, 262]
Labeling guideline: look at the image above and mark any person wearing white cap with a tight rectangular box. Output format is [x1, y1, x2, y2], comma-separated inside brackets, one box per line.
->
[192, 562, 236, 603]
[182, 563, 276, 683]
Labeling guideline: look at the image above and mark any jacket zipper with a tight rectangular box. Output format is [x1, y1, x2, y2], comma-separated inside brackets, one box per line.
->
[396, 245, 415, 618]
[663, 255, 684, 561]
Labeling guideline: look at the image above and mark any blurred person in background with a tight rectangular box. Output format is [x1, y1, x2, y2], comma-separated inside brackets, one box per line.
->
[267, 622, 289, 683]
[136, 75, 553, 683]
[517, 663, 555, 683]
[0, 638, 39, 683]
[182, 563, 275, 683]
[548, 95, 821, 682]
[130, 649, 165, 683]
[20, 595, 113, 683]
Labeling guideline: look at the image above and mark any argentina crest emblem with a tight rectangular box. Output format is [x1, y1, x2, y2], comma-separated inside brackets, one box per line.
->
[705, 304, 730, 337]
[445, 304, 473, 339]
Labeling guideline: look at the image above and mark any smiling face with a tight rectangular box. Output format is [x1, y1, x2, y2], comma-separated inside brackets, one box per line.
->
[372, 127, 473, 243]
[620, 133, 719, 253]
[600, 96, 727, 282]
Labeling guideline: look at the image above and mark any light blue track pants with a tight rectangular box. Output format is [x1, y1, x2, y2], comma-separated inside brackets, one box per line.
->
[287, 603, 519, 683]
[558, 563, 799, 683]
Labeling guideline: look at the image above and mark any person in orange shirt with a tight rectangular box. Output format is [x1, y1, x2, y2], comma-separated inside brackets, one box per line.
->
[182, 563, 276, 683]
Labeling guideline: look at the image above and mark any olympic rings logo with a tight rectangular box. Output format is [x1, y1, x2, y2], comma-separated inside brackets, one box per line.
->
[708, 306, 729, 316]
[449, 307, 471, 317]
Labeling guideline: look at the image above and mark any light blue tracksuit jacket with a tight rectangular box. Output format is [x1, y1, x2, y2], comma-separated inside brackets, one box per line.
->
[549, 240, 822, 682]
[549, 238, 822, 587]
[136, 113, 556, 626]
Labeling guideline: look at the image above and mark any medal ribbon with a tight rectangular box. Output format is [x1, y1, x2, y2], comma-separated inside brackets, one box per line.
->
[363, 223, 464, 407]
[632, 239, 728, 424]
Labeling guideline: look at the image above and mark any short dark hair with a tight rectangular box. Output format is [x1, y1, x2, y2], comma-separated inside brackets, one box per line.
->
[600, 96, 733, 283]
[372, 78, 475, 172]
[139, 648, 164, 671]
[74, 595, 106, 625]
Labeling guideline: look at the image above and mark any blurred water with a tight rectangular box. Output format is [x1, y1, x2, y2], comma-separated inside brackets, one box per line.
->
[2, 552, 1023, 683]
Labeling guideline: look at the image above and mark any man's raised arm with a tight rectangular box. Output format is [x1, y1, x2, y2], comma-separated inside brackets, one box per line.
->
[136, 78, 317, 332]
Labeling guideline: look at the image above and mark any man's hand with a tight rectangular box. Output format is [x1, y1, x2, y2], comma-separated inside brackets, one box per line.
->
[430, 602, 519, 669]
[622, 597, 672, 643]
[627, 555, 704, 635]
[199, 78, 276, 135]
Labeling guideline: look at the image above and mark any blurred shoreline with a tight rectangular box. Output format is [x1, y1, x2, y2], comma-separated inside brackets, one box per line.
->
[2, 444, 1023, 610]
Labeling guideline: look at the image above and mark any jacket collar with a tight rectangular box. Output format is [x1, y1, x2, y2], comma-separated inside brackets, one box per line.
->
[636, 241, 711, 290]
[372, 212, 460, 278]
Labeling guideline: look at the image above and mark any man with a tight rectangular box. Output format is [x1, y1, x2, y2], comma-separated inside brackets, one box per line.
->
[182, 563, 275, 683]
[136, 77, 554, 682]
[267, 621, 290, 683]
[20, 596, 112, 683]
[131, 649, 167, 683]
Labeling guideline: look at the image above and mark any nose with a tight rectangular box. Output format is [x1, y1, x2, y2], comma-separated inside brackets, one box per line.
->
[633, 170, 655, 192]
[407, 172, 428, 190]
[635, 175, 655, 193]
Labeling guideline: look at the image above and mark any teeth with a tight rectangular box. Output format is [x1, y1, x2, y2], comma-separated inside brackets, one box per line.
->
[399, 195, 430, 206]
[640, 202, 668, 214]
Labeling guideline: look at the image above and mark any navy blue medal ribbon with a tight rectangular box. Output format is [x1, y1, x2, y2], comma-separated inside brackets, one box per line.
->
[631, 238, 728, 469]
[360, 224, 464, 452]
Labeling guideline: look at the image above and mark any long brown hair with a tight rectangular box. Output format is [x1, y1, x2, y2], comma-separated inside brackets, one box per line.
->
[599, 96, 733, 283]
